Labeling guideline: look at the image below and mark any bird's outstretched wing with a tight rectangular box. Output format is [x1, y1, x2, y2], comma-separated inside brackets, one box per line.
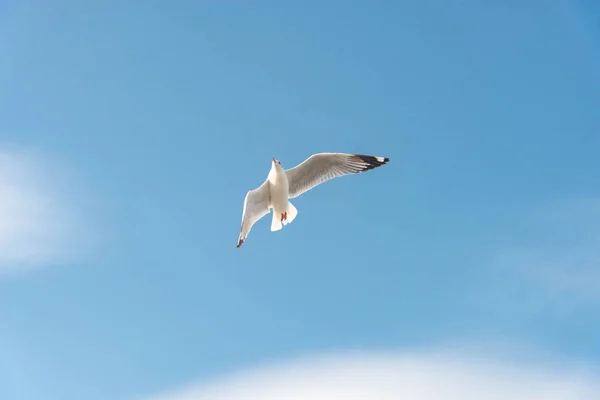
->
[285, 153, 389, 199]
[237, 180, 270, 248]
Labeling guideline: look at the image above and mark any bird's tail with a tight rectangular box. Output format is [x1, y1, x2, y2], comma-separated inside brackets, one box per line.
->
[271, 212, 283, 231]
[271, 202, 299, 231]
[284, 201, 298, 225]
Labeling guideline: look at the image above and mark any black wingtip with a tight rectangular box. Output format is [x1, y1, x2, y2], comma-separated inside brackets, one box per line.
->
[353, 154, 390, 171]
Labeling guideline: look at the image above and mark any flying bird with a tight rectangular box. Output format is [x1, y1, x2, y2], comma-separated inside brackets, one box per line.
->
[236, 153, 390, 248]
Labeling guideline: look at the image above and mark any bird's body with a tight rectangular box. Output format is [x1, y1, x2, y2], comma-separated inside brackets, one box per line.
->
[236, 153, 389, 248]
[267, 161, 294, 232]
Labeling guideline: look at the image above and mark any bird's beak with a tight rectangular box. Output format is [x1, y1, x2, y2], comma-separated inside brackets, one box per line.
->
[272, 158, 276, 163]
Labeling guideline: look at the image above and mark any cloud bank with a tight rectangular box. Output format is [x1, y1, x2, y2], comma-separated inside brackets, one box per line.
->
[140, 350, 600, 400]
[0, 146, 87, 274]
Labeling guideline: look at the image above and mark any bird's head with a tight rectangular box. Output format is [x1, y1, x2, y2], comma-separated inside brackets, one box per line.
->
[272, 158, 283, 169]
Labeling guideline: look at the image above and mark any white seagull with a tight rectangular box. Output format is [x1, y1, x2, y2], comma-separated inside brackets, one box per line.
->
[236, 153, 390, 248]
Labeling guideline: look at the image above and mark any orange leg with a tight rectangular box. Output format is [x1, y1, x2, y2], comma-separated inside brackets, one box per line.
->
[280, 212, 287, 222]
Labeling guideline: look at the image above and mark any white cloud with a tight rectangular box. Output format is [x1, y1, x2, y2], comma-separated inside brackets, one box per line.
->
[0, 146, 88, 274]
[137, 350, 600, 400]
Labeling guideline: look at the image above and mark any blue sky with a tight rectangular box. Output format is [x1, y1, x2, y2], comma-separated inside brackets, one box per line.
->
[1, 1, 600, 399]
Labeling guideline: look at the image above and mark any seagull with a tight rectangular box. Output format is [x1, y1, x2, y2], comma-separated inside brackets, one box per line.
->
[236, 153, 390, 248]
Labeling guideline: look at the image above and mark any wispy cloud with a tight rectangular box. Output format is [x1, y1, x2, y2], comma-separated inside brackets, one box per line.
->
[138, 349, 600, 400]
[487, 197, 600, 309]
[0, 146, 89, 275]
